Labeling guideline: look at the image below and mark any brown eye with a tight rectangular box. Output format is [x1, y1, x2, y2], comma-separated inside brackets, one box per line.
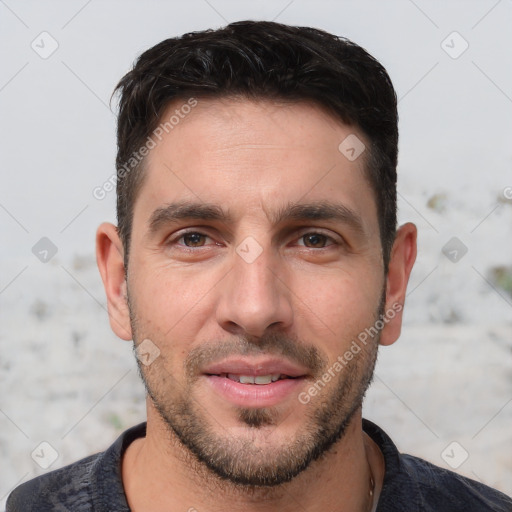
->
[180, 232, 208, 247]
[300, 233, 332, 248]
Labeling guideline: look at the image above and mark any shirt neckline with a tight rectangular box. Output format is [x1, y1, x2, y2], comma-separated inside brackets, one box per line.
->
[94, 419, 413, 511]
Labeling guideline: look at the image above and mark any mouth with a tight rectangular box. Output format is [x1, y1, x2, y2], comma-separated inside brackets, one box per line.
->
[202, 358, 309, 408]
[207, 373, 299, 385]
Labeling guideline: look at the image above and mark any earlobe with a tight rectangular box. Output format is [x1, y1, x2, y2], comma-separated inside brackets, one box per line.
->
[379, 222, 417, 346]
[96, 222, 133, 341]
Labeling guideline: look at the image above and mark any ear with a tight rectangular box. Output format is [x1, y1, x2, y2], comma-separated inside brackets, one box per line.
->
[379, 222, 417, 346]
[96, 222, 132, 341]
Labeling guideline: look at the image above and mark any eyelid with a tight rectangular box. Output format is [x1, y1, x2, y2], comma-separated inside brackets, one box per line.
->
[293, 228, 342, 246]
[165, 227, 344, 248]
[166, 228, 216, 246]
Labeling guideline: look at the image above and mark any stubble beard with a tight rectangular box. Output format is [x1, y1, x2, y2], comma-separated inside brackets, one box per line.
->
[128, 293, 382, 489]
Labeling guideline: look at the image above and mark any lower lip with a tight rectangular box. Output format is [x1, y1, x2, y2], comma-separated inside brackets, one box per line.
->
[204, 375, 305, 408]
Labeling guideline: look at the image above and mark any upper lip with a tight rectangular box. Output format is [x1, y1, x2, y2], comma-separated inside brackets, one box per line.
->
[202, 357, 309, 378]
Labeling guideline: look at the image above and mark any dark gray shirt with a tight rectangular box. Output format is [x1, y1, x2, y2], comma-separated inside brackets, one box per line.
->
[7, 419, 512, 511]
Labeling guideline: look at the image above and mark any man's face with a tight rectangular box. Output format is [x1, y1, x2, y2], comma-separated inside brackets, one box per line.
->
[126, 98, 386, 486]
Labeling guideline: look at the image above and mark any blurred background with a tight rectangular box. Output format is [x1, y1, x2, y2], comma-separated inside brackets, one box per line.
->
[1, 0, 511, 507]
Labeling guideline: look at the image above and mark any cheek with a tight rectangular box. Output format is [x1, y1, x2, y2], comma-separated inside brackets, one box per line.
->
[128, 260, 218, 339]
[290, 268, 382, 349]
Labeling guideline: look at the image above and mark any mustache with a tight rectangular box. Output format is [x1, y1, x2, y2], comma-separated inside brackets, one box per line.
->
[185, 331, 328, 379]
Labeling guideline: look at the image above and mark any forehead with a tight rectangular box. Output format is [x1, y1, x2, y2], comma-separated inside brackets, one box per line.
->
[134, 97, 377, 232]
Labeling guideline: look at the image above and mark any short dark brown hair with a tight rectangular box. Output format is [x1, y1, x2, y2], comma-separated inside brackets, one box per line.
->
[113, 20, 398, 270]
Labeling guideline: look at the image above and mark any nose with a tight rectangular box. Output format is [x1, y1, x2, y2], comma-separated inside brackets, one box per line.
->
[216, 244, 293, 338]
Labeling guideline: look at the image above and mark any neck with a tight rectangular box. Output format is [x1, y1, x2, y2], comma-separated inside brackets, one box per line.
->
[122, 403, 382, 512]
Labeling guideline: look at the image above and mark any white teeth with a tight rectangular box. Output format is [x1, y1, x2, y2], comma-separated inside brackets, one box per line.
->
[254, 375, 272, 385]
[224, 373, 287, 384]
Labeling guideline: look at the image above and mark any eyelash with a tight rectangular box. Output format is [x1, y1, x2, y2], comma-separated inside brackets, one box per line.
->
[168, 229, 340, 249]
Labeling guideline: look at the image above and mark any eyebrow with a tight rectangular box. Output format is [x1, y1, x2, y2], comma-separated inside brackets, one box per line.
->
[147, 200, 365, 235]
[148, 201, 232, 234]
[270, 202, 365, 233]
